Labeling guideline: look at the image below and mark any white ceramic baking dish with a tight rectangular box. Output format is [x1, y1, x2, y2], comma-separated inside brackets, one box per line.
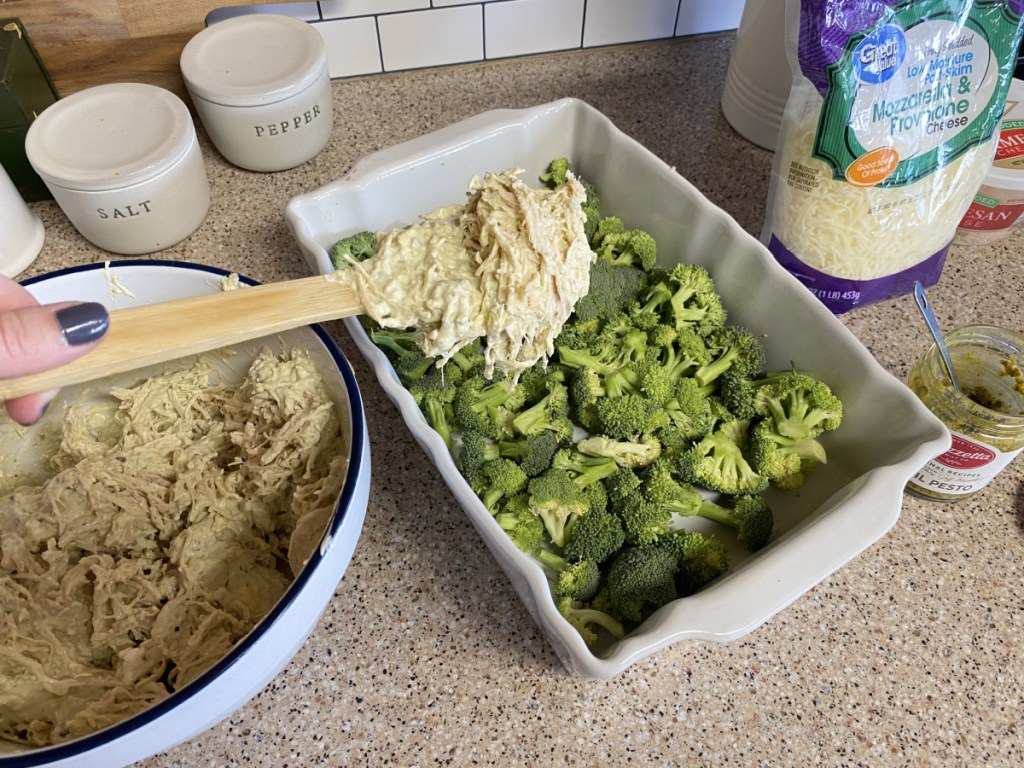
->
[285, 98, 949, 678]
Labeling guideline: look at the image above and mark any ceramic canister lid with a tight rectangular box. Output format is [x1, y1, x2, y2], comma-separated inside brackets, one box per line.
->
[25, 83, 196, 193]
[179, 14, 328, 108]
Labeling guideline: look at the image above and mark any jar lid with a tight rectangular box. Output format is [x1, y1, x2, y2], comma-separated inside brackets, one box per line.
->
[984, 78, 1024, 191]
[179, 14, 328, 108]
[25, 83, 196, 192]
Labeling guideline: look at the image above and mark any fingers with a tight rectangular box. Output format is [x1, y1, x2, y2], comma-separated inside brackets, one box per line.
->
[1, 276, 109, 425]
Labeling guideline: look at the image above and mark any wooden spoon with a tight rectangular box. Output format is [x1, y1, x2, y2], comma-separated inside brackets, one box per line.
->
[0, 273, 363, 401]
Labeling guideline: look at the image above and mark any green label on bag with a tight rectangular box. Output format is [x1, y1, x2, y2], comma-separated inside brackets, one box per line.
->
[813, 0, 1023, 187]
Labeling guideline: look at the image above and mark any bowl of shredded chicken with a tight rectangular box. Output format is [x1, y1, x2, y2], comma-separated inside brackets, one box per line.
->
[0, 261, 370, 768]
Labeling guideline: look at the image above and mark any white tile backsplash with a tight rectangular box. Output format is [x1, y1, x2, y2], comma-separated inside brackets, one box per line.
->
[676, 0, 747, 36]
[378, 5, 483, 71]
[485, 0, 585, 59]
[319, 0, 427, 18]
[316, 16, 383, 78]
[209, 1, 741, 77]
[583, 0, 681, 48]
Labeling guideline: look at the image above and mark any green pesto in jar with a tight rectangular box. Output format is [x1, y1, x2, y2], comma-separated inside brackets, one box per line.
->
[906, 324, 1024, 502]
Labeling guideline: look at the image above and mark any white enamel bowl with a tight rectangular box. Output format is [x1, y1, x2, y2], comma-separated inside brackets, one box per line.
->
[0, 261, 370, 767]
[285, 99, 949, 679]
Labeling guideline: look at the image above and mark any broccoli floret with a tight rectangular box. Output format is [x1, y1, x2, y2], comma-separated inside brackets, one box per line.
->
[576, 433, 662, 469]
[496, 431, 561, 477]
[603, 542, 679, 623]
[540, 157, 571, 188]
[605, 466, 642, 506]
[595, 229, 658, 271]
[557, 596, 625, 647]
[695, 493, 774, 552]
[556, 337, 643, 400]
[567, 366, 605, 432]
[368, 325, 435, 383]
[665, 264, 726, 335]
[537, 549, 602, 603]
[749, 419, 827, 489]
[443, 339, 486, 382]
[616, 490, 674, 545]
[594, 393, 668, 440]
[563, 509, 626, 565]
[669, 327, 713, 377]
[528, 468, 591, 547]
[456, 428, 500, 478]
[551, 448, 619, 489]
[582, 479, 608, 516]
[642, 459, 705, 516]
[511, 381, 574, 443]
[495, 495, 546, 554]
[539, 159, 601, 241]
[406, 366, 456, 441]
[329, 230, 376, 269]
[647, 323, 679, 350]
[686, 418, 768, 495]
[662, 376, 715, 441]
[755, 371, 844, 439]
[477, 458, 528, 512]
[693, 326, 766, 392]
[572, 257, 649, 326]
[665, 529, 730, 595]
[452, 375, 516, 438]
[636, 264, 725, 336]
[593, 216, 626, 244]
[423, 395, 455, 451]
[716, 368, 792, 421]
[515, 362, 568, 406]
[579, 178, 602, 244]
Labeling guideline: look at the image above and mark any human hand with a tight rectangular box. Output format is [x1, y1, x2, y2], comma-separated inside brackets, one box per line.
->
[0, 275, 109, 425]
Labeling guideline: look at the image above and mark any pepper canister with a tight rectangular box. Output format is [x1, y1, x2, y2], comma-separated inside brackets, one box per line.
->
[24, 83, 210, 255]
[179, 14, 333, 172]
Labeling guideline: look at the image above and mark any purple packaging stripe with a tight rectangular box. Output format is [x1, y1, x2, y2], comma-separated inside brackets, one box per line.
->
[767, 234, 950, 314]
[796, 0, 1024, 97]
[798, 0, 899, 96]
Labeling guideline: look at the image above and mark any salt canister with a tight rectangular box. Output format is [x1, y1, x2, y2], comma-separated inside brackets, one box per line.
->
[179, 14, 333, 172]
[24, 83, 210, 255]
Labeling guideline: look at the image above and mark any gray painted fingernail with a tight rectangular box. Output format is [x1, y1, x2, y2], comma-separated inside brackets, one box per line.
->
[56, 302, 109, 346]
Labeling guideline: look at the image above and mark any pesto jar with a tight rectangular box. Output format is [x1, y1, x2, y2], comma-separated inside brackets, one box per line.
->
[906, 324, 1024, 501]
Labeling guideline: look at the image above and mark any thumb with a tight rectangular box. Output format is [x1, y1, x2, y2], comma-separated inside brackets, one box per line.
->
[1, 302, 109, 425]
[0, 301, 110, 377]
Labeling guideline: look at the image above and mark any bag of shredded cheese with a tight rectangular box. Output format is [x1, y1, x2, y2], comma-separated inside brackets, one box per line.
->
[762, 0, 1024, 313]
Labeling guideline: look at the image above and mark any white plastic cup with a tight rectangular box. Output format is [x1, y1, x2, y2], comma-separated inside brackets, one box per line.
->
[180, 14, 333, 172]
[0, 163, 45, 278]
[25, 83, 210, 255]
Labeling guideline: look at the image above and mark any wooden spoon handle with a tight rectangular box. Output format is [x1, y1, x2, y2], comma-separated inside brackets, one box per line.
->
[0, 274, 363, 401]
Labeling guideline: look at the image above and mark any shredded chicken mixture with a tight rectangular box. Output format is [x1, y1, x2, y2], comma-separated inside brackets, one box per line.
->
[0, 348, 348, 748]
[334, 168, 594, 379]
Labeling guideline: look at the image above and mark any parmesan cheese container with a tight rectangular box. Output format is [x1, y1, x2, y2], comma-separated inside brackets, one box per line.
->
[955, 78, 1024, 245]
[179, 14, 333, 173]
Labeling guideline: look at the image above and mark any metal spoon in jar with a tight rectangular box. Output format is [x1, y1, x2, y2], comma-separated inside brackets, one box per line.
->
[913, 280, 961, 392]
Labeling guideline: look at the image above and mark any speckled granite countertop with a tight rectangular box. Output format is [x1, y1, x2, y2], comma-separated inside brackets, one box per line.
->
[22, 33, 1024, 768]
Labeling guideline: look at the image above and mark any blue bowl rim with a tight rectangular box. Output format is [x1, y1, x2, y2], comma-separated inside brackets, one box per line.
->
[3, 259, 366, 765]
